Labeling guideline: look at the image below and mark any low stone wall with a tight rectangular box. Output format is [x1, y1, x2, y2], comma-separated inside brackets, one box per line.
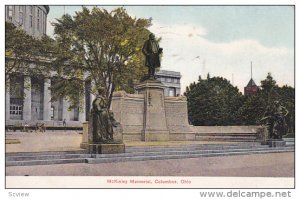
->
[191, 125, 261, 142]
[111, 91, 193, 141]
[191, 125, 260, 134]
[110, 91, 262, 142]
[111, 91, 144, 141]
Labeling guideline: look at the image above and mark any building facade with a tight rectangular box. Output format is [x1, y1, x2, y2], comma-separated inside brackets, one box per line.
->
[5, 5, 86, 127]
[6, 5, 49, 38]
[155, 70, 181, 96]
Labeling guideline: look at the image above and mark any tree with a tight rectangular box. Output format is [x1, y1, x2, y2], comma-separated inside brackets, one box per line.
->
[5, 21, 57, 94]
[236, 94, 266, 125]
[185, 75, 243, 125]
[260, 72, 277, 93]
[237, 74, 294, 135]
[51, 7, 151, 109]
[185, 72, 294, 133]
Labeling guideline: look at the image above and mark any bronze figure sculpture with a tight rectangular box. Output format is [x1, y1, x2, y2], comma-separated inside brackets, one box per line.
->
[260, 100, 289, 139]
[142, 33, 163, 80]
[91, 88, 114, 143]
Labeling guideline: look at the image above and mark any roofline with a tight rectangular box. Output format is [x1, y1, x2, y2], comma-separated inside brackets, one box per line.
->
[43, 5, 50, 14]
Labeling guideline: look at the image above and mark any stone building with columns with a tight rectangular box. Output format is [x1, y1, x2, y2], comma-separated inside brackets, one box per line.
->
[5, 5, 86, 127]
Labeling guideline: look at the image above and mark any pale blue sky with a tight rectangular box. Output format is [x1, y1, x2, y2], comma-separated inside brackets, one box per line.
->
[47, 6, 294, 92]
[48, 6, 294, 48]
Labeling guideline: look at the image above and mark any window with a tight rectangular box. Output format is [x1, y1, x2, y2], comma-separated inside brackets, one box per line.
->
[160, 77, 165, 82]
[10, 105, 23, 115]
[37, 9, 40, 31]
[51, 107, 54, 120]
[167, 78, 172, 83]
[168, 89, 175, 97]
[8, 6, 13, 21]
[19, 6, 23, 25]
[29, 6, 33, 28]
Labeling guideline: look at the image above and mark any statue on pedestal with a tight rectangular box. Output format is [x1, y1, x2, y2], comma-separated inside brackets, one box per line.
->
[90, 87, 121, 143]
[260, 100, 289, 140]
[142, 33, 163, 80]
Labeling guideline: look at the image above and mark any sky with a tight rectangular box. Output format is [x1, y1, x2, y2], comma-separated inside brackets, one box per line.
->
[47, 5, 294, 93]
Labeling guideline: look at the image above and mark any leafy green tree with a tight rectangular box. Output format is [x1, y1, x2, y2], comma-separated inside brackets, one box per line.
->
[274, 85, 295, 135]
[260, 72, 277, 93]
[236, 94, 266, 125]
[185, 75, 243, 125]
[51, 7, 151, 109]
[237, 73, 294, 135]
[5, 21, 56, 94]
[185, 72, 294, 134]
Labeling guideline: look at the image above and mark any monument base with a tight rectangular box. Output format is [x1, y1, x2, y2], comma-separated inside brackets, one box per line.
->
[143, 130, 170, 141]
[267, 139, 286, 147]
[88, 143, 125, 154]
[80, 142, 89, 149]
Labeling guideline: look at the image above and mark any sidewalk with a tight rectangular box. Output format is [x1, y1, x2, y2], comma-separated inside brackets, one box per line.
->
[6, 131, 83, 153]
[6, 152, 294, 177]
[5, 131, 244, 153]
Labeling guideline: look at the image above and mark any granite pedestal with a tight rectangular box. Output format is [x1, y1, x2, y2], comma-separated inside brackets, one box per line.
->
[135, 80, 170, 141]
[88, 143, 125, 154]
[267, 139, 286, 147]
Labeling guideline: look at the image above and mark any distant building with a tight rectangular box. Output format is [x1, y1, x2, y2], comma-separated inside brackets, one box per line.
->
[156, 70, 181, 96]
[244, 62, 259, 96]
[5, 5, 49, 38]
[244, 78, 259, 95]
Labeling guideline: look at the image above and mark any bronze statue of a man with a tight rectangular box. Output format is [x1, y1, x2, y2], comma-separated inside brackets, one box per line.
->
[142, 33, 163, 79]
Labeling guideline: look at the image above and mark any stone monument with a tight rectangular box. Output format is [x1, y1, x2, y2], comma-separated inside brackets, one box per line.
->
[135, 80, 170, 141]
[81, 87, 124, 154]
[110, 33, 194, 142]
[260, 100, 289, 147]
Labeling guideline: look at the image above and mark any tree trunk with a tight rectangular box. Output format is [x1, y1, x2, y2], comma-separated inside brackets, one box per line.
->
[108, 84, 115, 109]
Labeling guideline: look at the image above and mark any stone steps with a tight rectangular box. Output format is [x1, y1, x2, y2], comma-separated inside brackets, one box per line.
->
[6, 154, 91, 161]
[195, 132, 257, 142]
[6, 158, 86, 166]
[87, 148, 294, 164]
[125, 142, 263, 152]
[6, 144, 294, 167]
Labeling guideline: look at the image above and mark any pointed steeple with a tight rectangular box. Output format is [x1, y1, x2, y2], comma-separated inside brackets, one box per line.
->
[244, 61, 259, 95]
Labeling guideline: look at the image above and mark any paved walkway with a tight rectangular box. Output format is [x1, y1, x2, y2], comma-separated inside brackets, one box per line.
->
[5, 131, 241, 153]
[6, 131, 294, 177]
[6, 152, 294, 177]
[6, 131, 83, 152]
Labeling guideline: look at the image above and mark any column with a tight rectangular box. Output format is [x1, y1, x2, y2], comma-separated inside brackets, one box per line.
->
[90, 80, 96, 108]
[62, 99, 70, 121]
[5, 77, 10, 120]
[43, 78, 52, 120]
[78, 83, 86, 122]
[90, 92, 95, 108]
[23, 76, 31, 121]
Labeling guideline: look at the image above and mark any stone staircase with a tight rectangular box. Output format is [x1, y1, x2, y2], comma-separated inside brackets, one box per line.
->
[195, 133, 257, 142]
[6, 143, 294, 167]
